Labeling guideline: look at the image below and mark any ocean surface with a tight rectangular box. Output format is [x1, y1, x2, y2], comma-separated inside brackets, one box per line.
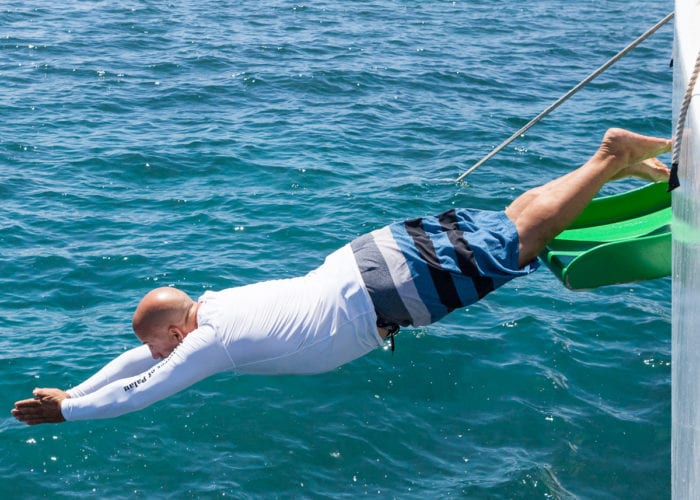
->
[1, 1, 674, 498]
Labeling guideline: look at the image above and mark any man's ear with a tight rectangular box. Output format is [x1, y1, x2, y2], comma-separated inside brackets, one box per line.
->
[169, 326, 184, 341]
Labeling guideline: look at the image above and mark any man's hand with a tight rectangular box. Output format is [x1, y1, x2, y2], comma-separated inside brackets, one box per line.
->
[12, 388, 69, 425]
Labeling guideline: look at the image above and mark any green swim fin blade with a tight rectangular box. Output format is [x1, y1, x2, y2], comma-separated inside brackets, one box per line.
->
[539, 182, 671, 290]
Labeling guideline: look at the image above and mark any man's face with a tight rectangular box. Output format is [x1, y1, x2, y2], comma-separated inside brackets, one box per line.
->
[136, 330, 183, 359]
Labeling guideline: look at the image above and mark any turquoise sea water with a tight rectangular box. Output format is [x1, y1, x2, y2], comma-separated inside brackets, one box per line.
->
[1, 1, 674, 497]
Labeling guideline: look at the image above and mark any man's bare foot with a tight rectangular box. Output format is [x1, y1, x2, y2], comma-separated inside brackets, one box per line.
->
[597, 128, 672, 173]
[611, 157, 670, 182]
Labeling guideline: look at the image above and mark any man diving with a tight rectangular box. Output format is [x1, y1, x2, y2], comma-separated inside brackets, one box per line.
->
[11, 128, 671, 425]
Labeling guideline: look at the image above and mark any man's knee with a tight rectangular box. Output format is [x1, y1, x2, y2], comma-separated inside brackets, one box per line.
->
[505, 187, 542, 226]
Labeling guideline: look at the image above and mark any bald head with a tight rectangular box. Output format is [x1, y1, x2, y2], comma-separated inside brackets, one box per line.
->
[132, 287, 195, 340]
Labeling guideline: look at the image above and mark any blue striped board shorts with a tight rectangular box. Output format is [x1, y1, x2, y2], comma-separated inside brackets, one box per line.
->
[350, 208, 540, 327]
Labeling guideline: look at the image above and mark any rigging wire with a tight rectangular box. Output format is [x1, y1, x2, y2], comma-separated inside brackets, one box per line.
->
[455, 11, 675, 183]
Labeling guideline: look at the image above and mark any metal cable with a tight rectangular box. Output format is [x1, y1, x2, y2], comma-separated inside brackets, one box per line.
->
[455, 12, 674, 183]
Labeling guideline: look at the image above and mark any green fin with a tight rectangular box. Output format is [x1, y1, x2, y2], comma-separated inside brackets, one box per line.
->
[539, 182, 671, 290]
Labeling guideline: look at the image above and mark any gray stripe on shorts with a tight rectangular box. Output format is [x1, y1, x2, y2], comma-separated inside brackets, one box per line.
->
[351, 231, 411, 326]
[372, 226, 432, 326]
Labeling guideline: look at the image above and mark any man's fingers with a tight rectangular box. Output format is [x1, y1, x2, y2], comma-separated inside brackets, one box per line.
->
[12, 410, 53, 425]
[14, 398, 43, 408]
[12, 408, 45, 422]
[11, 408, 34, 423]
[12, 408, 63, 425]
[33, 387, 57, 397]
[13, 406, 47, 416]
[33, 388, 70, 401]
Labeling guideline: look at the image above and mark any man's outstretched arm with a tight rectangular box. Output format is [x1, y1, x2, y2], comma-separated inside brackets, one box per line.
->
[11, 344, 157, 425]
[67, 344, 158, 398]
[11, 327, 231, 424]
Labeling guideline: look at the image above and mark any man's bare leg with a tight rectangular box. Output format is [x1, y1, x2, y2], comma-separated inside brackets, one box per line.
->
[505, 128, 672, 267]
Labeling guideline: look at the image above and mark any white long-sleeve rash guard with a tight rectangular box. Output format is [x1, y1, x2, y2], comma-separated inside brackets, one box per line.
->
[61, 245, 383, 421]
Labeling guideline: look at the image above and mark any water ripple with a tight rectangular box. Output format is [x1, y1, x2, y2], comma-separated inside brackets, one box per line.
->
[0, 0, 673, 497]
